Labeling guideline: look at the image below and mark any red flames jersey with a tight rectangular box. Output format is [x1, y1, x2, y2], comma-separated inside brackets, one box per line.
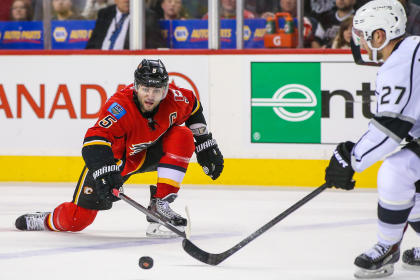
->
[83, 83, 200, 176]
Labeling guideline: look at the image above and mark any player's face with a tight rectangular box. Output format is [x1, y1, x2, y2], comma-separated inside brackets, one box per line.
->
[360, 30, 383, 61]
[136, 85, 165, 113]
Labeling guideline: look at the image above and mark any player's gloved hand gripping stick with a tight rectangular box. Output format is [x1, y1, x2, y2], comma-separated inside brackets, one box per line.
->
[325, 141, 356, 190]
[92, 164, 124, 209]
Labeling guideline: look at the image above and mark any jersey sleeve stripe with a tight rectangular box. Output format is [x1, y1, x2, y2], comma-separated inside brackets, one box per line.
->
[83, 140, 112, 148]
[371, 117, 413, 143]
[84, 136, 111, 143]
[191, 99, 201, 115]
[376, 111, 416, 124]
[400, 41, 420, 114]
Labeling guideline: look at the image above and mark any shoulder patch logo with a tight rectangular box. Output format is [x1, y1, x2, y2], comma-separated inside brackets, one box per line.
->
[169, 112, 177, 126]
[107, 102, 126, 119]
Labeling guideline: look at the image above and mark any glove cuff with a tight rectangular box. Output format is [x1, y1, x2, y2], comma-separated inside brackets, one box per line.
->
[194, 132, 212, 143]
[92, 165, 120, 180]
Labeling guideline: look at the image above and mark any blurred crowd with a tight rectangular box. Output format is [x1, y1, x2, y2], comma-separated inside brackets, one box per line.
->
[0, 0, 419, 49]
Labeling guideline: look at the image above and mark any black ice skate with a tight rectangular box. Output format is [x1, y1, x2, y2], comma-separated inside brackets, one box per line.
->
[146, 185, 187, 238]
[402, 247, 420, 271]
[15, 212, 50, 231]
[354, 242, 400, 279]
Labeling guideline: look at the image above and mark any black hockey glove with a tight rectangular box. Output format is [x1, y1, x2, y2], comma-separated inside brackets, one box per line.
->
[195, 133, 224, 180]
[325, 141, 356, 190]
[92, 165, 123, 205]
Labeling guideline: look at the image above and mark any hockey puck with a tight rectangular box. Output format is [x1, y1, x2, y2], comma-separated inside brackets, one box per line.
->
[139, 256, 153, 269]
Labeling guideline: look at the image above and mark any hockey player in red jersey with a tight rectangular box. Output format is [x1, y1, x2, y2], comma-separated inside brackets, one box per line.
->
[15, 59, 224, 237]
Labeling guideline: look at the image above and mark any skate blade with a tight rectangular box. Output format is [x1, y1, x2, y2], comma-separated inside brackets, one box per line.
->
[146, 223, 184, 239]
[402, 262, 420, 271]
[354, 264, 394, 279]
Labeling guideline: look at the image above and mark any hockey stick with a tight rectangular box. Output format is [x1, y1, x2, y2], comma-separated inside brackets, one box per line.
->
[112, 188, 187, 239]
[182, 183, 330, 265]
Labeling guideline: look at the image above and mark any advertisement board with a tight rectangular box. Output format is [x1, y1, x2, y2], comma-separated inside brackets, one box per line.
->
[169, 19, 266, 49]
[0, 55, 209, 156]
[0, 21, 43, 49]
[249, 60, 377, 145]
[0, 53, 383, 186]
[251, 62, 321, 143]
[51, 20, 95, 49]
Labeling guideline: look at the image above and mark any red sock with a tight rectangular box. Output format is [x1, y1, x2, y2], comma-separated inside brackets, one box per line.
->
[155, 182, 179, 199]
[48, 202, 98, 232]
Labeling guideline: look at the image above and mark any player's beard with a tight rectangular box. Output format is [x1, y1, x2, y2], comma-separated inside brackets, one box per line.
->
[139, 99, 159, 113]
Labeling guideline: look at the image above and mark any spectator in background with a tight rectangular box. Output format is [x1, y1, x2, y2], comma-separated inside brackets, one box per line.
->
[181, 0, 207, 18]
[147, 0, 161, 13]
[0, 0, 14, 21]
[86, 0, 165, 49]
[399, 0, 420, 35]
[305, 0, 336, 21]
[52, 0, 85, 20]
[331, 15, 352, 49]
[261, 0, 299, 18]
[160, 0, 187, 20]
[202, 0, 255, 19]
[261, 0, 317, 47]
[82, 0, 114, 20]
[311, 0, 355, 48]
[248, 0, 278, 18]
[10, 0, 33, 21]
[354, 0, 371, 10]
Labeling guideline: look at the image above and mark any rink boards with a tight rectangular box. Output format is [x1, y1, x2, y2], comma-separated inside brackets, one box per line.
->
[0, 50, 382, 187]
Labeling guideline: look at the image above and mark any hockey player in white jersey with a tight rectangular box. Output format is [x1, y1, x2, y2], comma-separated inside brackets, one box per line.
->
[324, 0, 420, 278]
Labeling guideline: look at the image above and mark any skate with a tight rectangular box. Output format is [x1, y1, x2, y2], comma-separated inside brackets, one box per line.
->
[354, 242, 400, 279]
[402, 247, 420, 271]
[146, 185, 187, 238]
[15, 212, 50, 231]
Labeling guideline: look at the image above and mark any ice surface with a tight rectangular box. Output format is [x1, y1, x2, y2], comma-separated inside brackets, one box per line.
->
[1, 183, 419, 280]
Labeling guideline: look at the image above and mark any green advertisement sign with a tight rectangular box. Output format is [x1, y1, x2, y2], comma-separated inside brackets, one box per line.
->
[251, 62, 321, 143]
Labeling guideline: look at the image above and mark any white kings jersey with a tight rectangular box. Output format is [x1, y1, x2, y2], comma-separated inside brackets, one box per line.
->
[351, 36, 420, 172]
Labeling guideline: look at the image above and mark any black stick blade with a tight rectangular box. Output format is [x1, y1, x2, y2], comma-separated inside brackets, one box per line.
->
[182, 184, 329, 266]
[182, 239, 222, 265]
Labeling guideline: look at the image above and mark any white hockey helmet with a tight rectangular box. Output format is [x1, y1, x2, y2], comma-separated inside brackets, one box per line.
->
[352, 0, 407, 61]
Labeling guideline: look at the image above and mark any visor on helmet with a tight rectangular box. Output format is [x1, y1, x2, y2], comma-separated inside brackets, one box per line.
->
[351, 27, 365, 46]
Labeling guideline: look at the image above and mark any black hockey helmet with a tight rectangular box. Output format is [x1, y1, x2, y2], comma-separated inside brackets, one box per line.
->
[134, 59, 169, 89]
